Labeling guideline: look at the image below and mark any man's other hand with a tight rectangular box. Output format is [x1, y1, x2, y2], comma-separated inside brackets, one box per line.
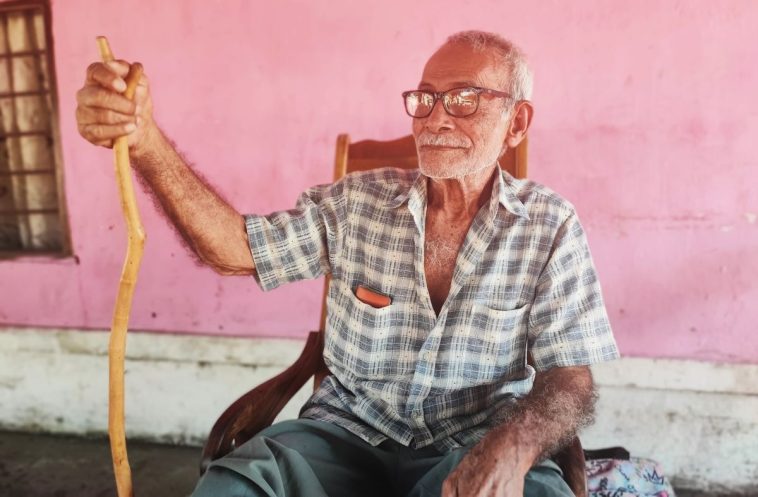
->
[442, 439, 527, 497]
[75, 59, 156, 155]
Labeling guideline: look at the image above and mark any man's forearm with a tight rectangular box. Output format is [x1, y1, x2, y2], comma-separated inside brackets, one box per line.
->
[130, 126, 254, 275]
[442, 366, 596, 496]
[486, 365, 596, 473]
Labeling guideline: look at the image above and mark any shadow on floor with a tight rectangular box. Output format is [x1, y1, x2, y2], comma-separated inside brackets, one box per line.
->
[0, 431, 200, 497]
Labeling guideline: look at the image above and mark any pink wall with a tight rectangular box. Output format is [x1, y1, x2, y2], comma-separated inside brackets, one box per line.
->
[1, 0, 756, 363]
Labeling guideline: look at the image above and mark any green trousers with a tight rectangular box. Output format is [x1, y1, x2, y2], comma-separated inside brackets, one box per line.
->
[192, 419, 573, 497]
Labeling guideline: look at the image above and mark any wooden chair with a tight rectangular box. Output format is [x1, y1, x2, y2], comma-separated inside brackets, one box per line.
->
[201, 133, 588, 496]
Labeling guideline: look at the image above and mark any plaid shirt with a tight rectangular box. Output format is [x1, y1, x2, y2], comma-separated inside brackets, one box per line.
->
[245, 167, 619, 452]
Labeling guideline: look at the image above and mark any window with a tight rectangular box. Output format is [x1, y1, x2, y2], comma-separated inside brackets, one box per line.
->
[0, 0, 68, 255]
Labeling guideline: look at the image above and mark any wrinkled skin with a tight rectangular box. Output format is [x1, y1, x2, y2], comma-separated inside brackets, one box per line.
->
[75, 60, 156, 154]
[412, 42, 532, 181]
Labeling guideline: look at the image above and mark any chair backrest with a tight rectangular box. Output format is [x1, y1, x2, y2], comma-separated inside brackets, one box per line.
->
[312, 133, 528, 387]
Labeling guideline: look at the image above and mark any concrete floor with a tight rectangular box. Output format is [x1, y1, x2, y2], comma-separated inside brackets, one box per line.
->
[0, 430, 733, 497]
[0, 431, 200, 497]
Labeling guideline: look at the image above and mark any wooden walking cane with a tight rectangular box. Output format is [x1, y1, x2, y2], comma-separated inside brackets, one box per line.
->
[97, 36, 145, 497]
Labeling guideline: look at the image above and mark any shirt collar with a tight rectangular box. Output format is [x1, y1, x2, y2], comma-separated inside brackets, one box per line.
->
[386, 170, 424, 209]
[495, 166, 530, 220]
[386, 167, 530, 221]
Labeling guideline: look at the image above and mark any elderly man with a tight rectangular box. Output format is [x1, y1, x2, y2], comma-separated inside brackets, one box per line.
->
[76, 30, 618, 497]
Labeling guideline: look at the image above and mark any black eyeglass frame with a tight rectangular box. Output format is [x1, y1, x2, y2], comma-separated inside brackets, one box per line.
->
[401, 86, 512, 118]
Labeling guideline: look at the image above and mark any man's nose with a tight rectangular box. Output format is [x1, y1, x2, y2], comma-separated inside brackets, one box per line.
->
[423, 99, 455, 132]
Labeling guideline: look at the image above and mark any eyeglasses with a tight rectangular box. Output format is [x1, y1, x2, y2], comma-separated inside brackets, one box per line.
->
[402, 86, 511, 118]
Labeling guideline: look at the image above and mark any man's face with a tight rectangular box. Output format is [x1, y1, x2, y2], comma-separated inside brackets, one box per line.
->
[412, 43, 513, 179]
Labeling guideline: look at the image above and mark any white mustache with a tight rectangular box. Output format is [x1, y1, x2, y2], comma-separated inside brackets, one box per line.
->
[416, 133, 470, 148]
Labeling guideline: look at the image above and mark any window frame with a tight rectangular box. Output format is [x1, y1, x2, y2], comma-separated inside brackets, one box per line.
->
[0, 0, 71, 259]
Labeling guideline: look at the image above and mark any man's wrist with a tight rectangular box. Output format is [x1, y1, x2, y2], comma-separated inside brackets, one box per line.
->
[487, 426, 541, 474]
[129, 122, 162, 165]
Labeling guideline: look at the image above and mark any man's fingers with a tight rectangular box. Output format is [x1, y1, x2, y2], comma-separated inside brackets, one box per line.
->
[441, 477, 456, 497]
[136, 71, 149, 88]
[77, 59, 147, 148]
[76, 105, 135, 126]
[79, 122, 136, 141]
[108, 59, 131, 76]
[92, 138, 114, 148]
[76, 85, 136, 115]
[85, 61, 127, 92]
[134, 79, 149, 107]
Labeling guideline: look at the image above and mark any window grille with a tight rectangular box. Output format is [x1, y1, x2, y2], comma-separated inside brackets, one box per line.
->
[0, 0, 68, 255]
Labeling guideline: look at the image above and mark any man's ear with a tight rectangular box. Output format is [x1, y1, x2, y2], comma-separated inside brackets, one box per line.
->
[503, 100, 534, 149]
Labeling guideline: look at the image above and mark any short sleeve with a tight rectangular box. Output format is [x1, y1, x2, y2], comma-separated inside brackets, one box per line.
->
[528, 211, 620, 370]
[245, 180, 346, 291]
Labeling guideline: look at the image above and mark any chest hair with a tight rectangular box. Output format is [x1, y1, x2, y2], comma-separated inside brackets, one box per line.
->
[424, 220, 470, 314]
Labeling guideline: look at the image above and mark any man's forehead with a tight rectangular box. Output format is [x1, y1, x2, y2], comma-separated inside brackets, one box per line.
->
[419, 43, 504, 90]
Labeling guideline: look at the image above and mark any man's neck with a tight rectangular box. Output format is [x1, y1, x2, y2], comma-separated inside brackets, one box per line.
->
[426, 164, 498, 220]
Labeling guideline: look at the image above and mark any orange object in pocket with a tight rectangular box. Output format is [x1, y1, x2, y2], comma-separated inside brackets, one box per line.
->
[355, 285, 392, 309]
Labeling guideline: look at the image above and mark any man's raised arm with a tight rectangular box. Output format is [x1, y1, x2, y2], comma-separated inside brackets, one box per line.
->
[75, 60, 254, 276]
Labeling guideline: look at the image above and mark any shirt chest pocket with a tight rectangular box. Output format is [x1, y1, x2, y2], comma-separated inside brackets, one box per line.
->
[458, 304, 530, 385]
[325, 279, 400, 379]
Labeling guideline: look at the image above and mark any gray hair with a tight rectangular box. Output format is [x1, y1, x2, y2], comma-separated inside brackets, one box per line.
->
[445, 30, 533, 101]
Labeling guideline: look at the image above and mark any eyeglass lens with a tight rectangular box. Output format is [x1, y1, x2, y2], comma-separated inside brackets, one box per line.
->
[404, 88, 479, 118]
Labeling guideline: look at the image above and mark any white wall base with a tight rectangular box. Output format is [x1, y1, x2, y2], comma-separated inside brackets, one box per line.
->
[1, 327, 756, 493]
[582, 358, 758, 494]
[0, 327, 313, 446]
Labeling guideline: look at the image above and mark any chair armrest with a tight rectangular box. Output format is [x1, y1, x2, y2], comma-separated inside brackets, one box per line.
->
[553, 436, 588, 497]
[200, 331, 324, 474]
